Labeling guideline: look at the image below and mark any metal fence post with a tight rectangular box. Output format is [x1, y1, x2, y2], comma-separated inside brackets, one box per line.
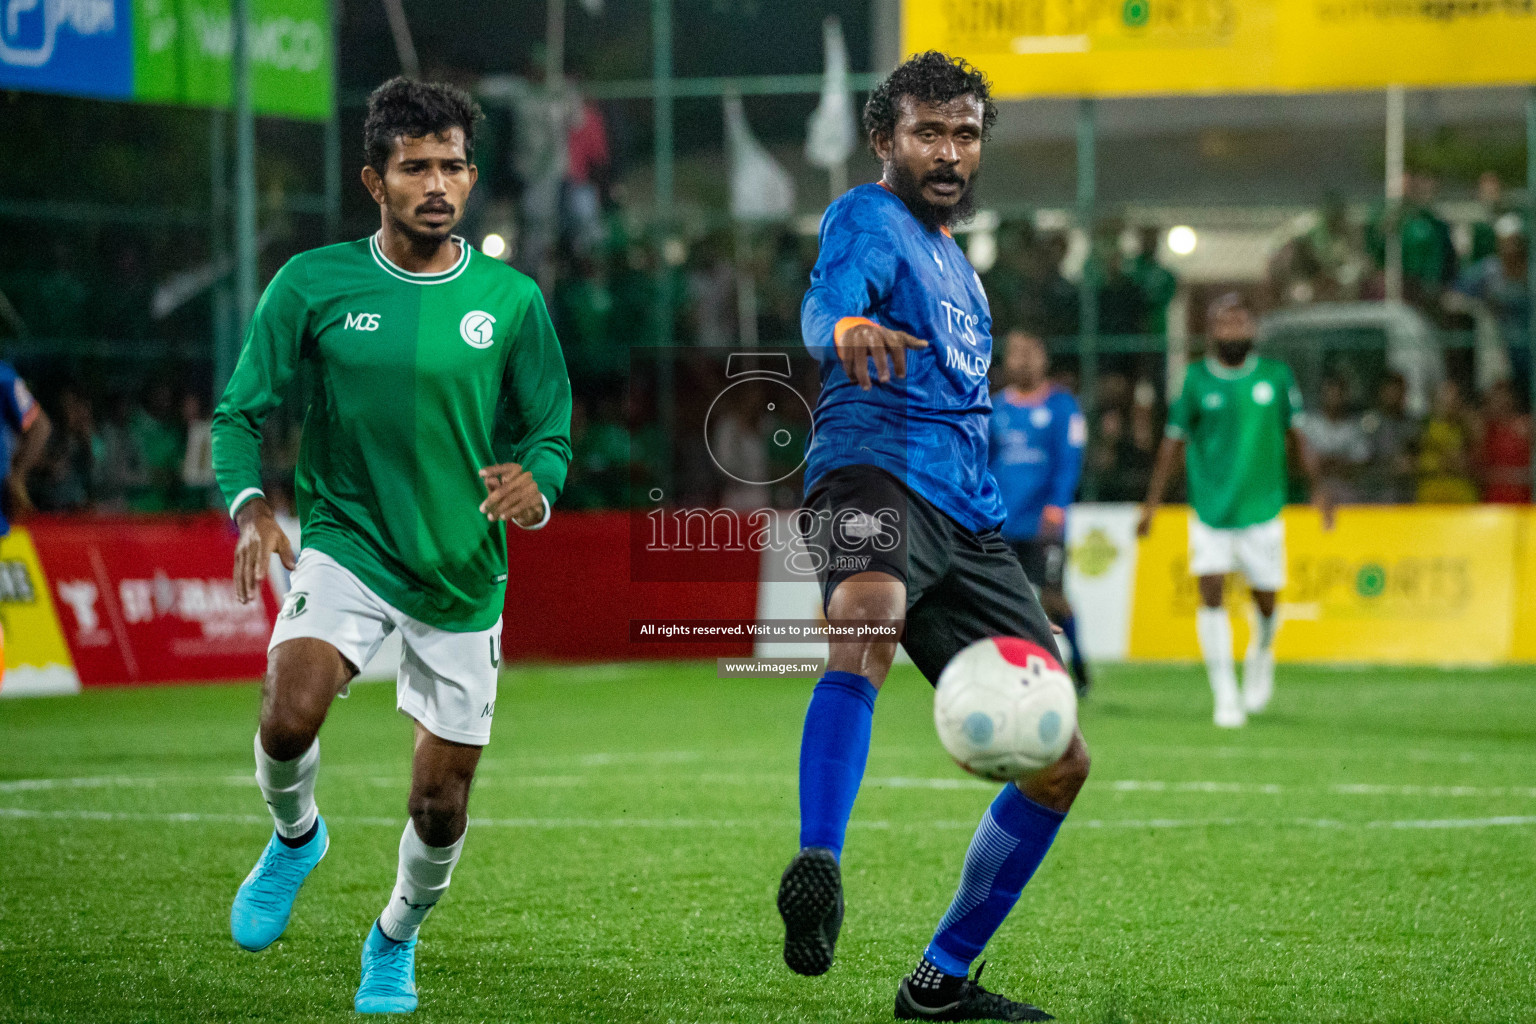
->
[1077, 97, 1099, 501]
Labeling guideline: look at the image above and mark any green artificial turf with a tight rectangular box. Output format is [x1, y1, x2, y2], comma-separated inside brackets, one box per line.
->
[0, 662, 1532, 1023]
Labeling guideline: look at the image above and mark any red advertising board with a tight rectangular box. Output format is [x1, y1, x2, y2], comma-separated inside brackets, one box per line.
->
[26, 516, 278, 687]
[19, 510, 758, 689]
[503, 511, 760, 661]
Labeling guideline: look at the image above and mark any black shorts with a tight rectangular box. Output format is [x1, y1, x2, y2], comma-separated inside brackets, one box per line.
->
[1011, 539, 1066, 592]
[800, 464, 1059, 686]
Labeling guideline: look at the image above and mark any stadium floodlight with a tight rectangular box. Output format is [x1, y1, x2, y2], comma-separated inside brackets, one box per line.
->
[480, 233, 508, 259]
[1168, 225, 1198, 256]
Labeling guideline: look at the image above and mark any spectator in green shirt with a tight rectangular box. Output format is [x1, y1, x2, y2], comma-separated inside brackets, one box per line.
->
[128, 381, 184, 512]
[1368, 171, 1458, 311]
[1469, 171, 1508, 266]
[1130, 226, 1178, 337]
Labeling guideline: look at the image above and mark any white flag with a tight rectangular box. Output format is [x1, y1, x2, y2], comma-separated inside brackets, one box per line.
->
[725, 94, 795, 222]
[804, 16, 857, 170]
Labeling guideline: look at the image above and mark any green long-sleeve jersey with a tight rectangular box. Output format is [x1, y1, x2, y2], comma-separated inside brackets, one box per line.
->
[212, 234, 572, 631]
[1165, 355, 1300, 530]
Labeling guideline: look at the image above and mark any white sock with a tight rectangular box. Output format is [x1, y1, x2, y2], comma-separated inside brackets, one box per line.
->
[254, 733, 319, 840]
[377, 822, 465, 942]
[1195, 607, 1238, 701]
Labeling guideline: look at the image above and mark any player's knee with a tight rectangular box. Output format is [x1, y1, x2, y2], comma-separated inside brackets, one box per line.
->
[826, 572, 905, 622]
[260, 721, 316, 762]
[408, 785, 469, 846]
[260, 680, 328, 760]
[259, 694, 322, 761]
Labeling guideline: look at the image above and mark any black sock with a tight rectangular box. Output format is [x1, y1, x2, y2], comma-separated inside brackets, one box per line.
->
[907, 957, 965, 1007]
[277, 819, 320, 849]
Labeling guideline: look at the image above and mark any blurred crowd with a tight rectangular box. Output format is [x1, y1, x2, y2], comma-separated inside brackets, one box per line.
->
[1269, 171, 1530, 356]
[1295, 372, 1531, 505]
[3, 80, 1532, 518]
[1082, 363, 1531, 505]
[23, 380, 218, 515]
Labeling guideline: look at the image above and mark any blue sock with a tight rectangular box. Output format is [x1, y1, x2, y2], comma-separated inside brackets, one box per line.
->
[924, 783, 1067, 976]
[1059, 613, 1090, 687]
[797, 671, 878, 859]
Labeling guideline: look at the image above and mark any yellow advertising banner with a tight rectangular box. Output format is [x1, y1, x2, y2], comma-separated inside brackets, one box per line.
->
[904, 1, 1536, 99]
[1129, 506, 1520, 664]
[1509, 510, 1536, 662]
[0, 527, 80, 696]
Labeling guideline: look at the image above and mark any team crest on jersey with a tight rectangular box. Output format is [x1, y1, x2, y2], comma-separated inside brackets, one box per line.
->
[460, 310, 497, 349]
[1202, 392, 1224, 410]
[1030, 407, 1052, 428]
[1252, 381, 1275, 405]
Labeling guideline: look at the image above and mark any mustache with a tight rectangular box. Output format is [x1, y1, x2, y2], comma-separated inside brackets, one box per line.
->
[924, 169, 966, 185]
[416, 199, 454, 215]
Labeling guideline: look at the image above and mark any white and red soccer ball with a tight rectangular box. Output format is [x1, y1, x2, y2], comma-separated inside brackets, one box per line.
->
[934, 637, 1078, 782]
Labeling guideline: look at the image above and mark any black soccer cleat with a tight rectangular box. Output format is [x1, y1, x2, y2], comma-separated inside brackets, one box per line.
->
[894, 962, 1055, 1022]
[777, 846, 844, 976]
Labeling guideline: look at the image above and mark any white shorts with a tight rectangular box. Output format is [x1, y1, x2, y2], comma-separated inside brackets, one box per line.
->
[269, 548, 503, 746]
[1187, 515, 1287, 592]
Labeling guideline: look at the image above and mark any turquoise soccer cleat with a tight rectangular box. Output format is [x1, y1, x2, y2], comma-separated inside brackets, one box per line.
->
[229, 816, 329, 951]
[355, 920, 419, 1013]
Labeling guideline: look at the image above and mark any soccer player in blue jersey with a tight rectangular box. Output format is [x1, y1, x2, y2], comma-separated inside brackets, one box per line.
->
[778, 52, 1089, 1022]
[989, 330, 1090, 695]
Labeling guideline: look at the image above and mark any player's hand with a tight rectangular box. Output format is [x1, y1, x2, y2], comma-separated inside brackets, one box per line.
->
[479, 463, 544, 528]
[233, 498, 296, 605]
[1136, 505, 1155, 538]
[1038, 507, 1066, 542]
[836, 322, 928, 391]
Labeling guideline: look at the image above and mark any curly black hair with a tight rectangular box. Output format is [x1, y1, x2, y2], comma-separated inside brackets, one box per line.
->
[363, 77, 485, 174]
[862, 51, 997, 151]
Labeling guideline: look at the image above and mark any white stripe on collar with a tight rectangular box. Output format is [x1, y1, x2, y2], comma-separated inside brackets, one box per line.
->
[369, 232, 471, 284]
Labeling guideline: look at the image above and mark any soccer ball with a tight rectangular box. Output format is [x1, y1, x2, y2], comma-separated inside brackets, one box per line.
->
[934, 637, 1078, 782]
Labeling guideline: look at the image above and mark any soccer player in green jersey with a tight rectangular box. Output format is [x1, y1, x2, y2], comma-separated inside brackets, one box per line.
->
[211, 79, 571, 1013]
[1138, 293, 1333, 727]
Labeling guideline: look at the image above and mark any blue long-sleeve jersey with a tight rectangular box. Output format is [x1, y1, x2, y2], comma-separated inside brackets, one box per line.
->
[801, 183, 1004, 531]
[988, 385, 1086, 541]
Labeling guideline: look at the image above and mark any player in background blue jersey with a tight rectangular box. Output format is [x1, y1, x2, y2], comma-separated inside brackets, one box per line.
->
[779, 53, 1089, 1023]
[0, 361, 51, 537]
[989, 330, 1091, 695]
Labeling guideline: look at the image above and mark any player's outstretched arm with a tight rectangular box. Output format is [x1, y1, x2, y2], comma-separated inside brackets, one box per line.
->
[800, 204, 911, 389]
[211, 258, 308, 531]
[1138, 436, 1186, 537]
[232, 497, 296, 604]
[1288, 427, 1336, 531]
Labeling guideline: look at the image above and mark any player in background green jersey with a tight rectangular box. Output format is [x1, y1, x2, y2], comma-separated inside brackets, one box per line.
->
[211, 79, 571, 1014]
[1138, 293, 1333, 728]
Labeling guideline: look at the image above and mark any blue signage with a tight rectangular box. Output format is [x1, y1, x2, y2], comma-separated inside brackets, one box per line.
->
[0, 0, 133, 100]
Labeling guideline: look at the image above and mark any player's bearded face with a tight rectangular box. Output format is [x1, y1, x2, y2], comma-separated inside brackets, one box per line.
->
[373, 129, 477, 243]
[1210, 309, 1257, 365]
[880, 95, 984, 231]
